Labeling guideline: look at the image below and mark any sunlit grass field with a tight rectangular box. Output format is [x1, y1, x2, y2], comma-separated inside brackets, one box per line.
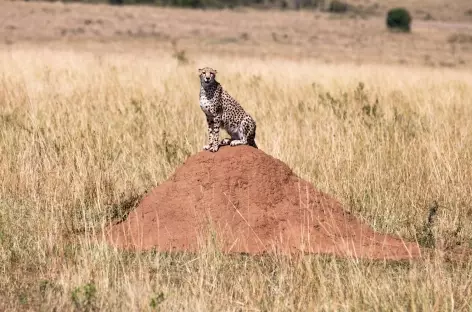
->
[1, 46, 472, 311]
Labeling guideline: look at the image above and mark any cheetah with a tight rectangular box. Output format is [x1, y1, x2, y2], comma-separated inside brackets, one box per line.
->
[198, 67, 258, 153]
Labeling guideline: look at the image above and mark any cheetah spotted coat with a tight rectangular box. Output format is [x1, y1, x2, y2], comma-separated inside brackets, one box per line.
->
[198, 67, 258, 152]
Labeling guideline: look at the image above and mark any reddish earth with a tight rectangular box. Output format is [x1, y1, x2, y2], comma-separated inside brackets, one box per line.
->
[106, 145, 421, 260]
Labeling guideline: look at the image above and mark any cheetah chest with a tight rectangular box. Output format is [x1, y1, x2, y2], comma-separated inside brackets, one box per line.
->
[199, 96, 216, 116]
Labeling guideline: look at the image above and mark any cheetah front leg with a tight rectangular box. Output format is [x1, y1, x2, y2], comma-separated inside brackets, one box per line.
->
[203, 116, 221, 152]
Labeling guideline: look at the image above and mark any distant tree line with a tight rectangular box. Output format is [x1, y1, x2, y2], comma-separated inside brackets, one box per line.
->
[27, 0, 342, 10]
[25, 0, 413, 32]
[21, 0, 376, 13]
[106, 0, 326, 9]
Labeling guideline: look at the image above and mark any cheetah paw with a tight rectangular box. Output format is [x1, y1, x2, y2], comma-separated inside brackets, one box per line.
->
[208, 145, 219, 152]
[220, 138, 231, 146]
[203, 144, 219, 152]
[230, 140, 247, 146]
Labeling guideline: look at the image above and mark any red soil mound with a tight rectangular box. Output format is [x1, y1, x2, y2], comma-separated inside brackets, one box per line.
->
[106, 146, 421, 260]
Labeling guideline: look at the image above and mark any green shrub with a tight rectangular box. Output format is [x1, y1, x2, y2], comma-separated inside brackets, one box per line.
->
[386, 8, 412, 32]
[328, 0, 349, 13]
[71, 283, 97, 312]
[173, 0, 202, 8]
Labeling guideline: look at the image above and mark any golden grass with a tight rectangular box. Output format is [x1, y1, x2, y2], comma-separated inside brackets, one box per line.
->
[1, 44, 472, 310]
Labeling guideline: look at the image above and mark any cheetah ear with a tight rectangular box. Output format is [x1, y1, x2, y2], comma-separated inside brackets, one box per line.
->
[213, 69, 218, 74]
[198, 68, 203, 74]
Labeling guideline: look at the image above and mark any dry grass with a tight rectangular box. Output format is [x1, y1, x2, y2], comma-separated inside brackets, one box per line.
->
[1, 44, 472, 311]
[1, 1, 472, 310]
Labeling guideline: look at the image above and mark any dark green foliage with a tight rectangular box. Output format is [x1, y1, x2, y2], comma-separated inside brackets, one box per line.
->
[106, 0, 233, 8]
[149, 292, 165, 310]
[34, 0, 333, 9]
[386, 8, 412, 32]
[293, 0, 323, 9]
[71, 283, 98, 312]
[328, 0, 349, 13]
[103, 0, 321, 8]
[170, 0, 202, 8]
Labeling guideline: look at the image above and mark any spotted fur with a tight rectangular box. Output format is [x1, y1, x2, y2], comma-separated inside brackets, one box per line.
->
[198, 67, 258, 152]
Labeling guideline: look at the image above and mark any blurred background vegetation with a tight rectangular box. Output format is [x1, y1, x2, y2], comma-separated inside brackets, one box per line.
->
[24, 0, 370, 11]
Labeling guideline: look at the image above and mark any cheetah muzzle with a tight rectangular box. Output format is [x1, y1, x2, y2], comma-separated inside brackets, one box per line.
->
[198, 67, 258, 153]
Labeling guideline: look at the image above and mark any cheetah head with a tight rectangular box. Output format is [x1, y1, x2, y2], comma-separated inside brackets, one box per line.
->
[198, 67, 217, 87]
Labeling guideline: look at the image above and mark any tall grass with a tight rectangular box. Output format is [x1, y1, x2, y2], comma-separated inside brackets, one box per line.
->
[1, 47, 472, 311]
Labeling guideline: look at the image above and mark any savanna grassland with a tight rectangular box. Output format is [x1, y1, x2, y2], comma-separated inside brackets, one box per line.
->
[1, 0, 472, 311]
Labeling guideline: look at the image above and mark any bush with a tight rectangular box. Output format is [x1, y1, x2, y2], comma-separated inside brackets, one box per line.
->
[172, 0, 202, 8]
[328, 0, 349, 13]
[386, 8, 412, 32]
